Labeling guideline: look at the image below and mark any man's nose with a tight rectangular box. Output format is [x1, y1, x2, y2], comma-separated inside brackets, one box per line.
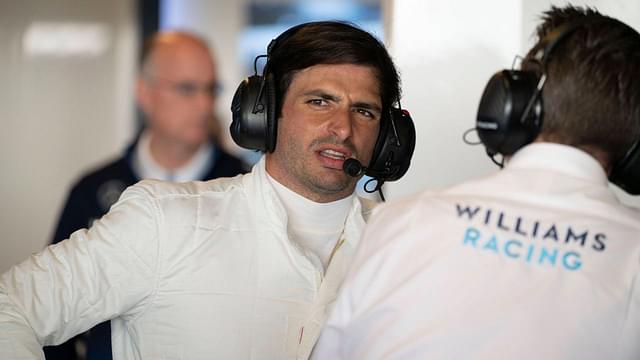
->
[327, 107, 353, 141]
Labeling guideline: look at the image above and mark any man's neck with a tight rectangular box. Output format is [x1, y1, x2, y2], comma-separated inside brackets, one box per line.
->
[267, 172, 353, 271]
[148, 133, 200, 170]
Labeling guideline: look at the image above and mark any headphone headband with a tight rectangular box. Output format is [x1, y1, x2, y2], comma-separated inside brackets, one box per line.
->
[535, 21, 587, 66]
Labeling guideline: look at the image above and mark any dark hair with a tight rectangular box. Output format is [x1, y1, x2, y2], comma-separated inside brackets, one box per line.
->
[522, 6, 640, 165]
[267, 21, 401, 117]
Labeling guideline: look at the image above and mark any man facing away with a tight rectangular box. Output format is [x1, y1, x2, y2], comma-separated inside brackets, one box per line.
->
[314, 5, 640, 359]
[0, 21, 410, 359]
[44, 31, 247, 360]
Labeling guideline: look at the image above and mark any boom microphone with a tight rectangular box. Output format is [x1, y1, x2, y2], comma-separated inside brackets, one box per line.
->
[343, 158, 366, 177]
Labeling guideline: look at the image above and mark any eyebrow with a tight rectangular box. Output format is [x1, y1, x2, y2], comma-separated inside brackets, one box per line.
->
[302, 90, 340, 102]
[302, 89, 382, 113]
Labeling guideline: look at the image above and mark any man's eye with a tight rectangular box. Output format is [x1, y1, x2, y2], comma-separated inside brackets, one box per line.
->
[206, 82, 222, 97]
[175, 83, 198, 96]
[355, 108, 375, 119]
[307, 99, 328, 106]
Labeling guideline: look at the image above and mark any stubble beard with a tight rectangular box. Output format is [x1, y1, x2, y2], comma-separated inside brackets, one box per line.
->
[284, 137, 358, 199]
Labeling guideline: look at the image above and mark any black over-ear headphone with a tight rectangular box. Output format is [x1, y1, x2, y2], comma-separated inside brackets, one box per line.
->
[476, 20, 640, 195]
[230, 22, 416, 185]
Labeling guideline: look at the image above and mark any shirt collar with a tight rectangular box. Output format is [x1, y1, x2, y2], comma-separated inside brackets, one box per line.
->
[266, 171, 354, 232]
[247, 156, 368, 247]
[132, 130, 214, 182]
[507, 142, 609, 187]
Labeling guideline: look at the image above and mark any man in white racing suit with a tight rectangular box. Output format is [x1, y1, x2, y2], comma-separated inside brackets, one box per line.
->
[0, 21, 415, 359]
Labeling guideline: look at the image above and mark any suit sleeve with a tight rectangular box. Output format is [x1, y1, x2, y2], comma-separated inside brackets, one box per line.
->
[0, 183, 161, 359]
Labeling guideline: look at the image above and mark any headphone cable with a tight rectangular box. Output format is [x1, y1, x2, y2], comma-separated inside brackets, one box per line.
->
[364, 177, 386, 202]
[378, 187, 386, 202]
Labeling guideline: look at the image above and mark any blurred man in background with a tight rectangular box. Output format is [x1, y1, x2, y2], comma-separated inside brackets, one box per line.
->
[45, 31, 247, 360]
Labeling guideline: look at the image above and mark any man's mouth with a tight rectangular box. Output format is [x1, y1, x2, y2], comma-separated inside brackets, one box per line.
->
[317, 148, 354, 170]
[320, 149, 348, 160]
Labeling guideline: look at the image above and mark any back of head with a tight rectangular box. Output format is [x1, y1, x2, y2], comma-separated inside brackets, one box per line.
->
[523, 6, 640, 167]
[268, 21, 401, 116]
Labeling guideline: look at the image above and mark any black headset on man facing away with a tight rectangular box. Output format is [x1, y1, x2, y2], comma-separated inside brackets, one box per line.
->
[476, 19, 640, 195]
[230, 22, 416, 197]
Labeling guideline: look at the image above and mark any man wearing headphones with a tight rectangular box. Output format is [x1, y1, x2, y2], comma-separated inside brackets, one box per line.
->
[314, 6, 640, 359]
[0, 22, 414, 359]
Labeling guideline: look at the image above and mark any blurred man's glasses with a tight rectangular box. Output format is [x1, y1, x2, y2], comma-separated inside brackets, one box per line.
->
[150, 77, 222, 98]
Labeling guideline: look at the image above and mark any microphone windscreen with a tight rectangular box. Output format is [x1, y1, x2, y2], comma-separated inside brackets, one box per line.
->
[343, 158, 364, 177]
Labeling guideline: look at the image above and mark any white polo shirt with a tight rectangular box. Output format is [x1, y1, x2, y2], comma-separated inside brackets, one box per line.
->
[314, 143, 640, 360]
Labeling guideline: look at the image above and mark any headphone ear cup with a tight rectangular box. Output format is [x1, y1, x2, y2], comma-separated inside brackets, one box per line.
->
[609, 139, 640, 195]
[477, 70, 543, 156]
[230, 75, 272, 152]
[366, 108, 416, 182]
[263, 74, 277, 152]
[367, 112, 389, 170]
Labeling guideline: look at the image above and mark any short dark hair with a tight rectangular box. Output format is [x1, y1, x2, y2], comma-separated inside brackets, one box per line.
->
[267, 21, 401, 117]
[522, 6, 640, 165]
